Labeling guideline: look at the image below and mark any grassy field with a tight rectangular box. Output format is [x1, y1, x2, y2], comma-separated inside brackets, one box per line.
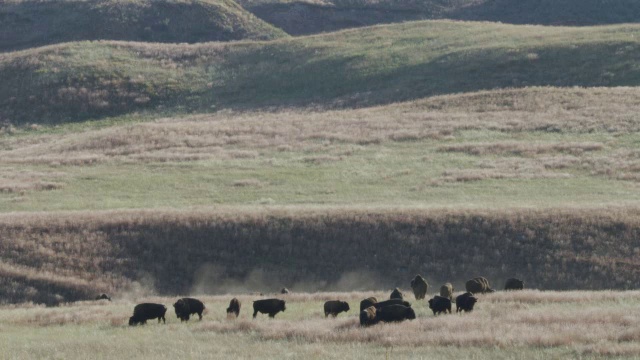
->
[2, 87, 640, 211]
[3, 21, 640, 124]
[0, 0, 287, 52]
[0, 290, 639, 359]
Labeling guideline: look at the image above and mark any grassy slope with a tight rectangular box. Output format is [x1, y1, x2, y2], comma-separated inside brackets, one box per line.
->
[0, 208, 639, 304]
[3, 21, 640, 125]
[238, 0, 640, 35]
[0, 291, 638, 359]
[2, 86, 640, 211]
[0, 0, 288, 52]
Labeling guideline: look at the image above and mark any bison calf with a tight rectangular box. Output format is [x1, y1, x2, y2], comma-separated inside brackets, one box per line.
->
[428, 296, 452, 315]
[227, 298, 241, 318]
[253, 298, 286, 318]
[455, 292, 478, 313]
[324, 300, 350, 318]
[504, 278, 524, 291]
[129, 303, 167, 326]
[173, 297, 205, 322]
[376, 304, 416, 323]
[359, 306, 378, 327]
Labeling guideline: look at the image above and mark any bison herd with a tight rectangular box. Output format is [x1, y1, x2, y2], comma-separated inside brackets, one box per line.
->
[123, 276, 523, 327]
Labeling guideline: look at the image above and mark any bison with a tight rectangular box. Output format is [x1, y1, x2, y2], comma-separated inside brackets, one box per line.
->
[324, 300, 350, 318]
[227, 298, 241, 318]
[455, 292, 478, 313]
[410, 275, 428, 300]
[129, 303, 167, 326]
[360, 297, 378, 312]
[280, 288, 290, 294]
[439, 283, 454, 300]
[466, 277, 494, 294]
[373, 299, 411, 310]
[253, 298, 286, 318]
[376, 304, 416, 323]
[359, 306, 378, 327]
[474, 277, 494, 293]
[390, 288, 404, 300]
[173, 298, 205, 322]
[428, 296, 452, 315]
[95, 293, 111, 301]
[504, 278, 524, 291]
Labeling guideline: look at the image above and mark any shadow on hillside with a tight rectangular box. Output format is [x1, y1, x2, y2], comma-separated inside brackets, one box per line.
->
[212, 41, 640, 111]
[0, 0, 282, 53]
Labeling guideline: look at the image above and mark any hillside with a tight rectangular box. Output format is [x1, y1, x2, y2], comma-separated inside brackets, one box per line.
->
[2, 21, 640, 125]
[0, 208, 638, 304]
[2, 86, 640, 212]
[238, 0, 640, 35]
[0, 0, 288, 53]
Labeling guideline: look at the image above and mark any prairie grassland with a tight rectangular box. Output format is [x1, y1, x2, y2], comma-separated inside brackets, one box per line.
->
[1, 87, 640, 211]
[3, 20, 640, 124]
[0, 291, 639, 359]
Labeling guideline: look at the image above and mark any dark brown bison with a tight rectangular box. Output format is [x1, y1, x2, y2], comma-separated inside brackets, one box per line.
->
[439, 283, 454, 300]
[376, 305, 416, 322]
[129, 303, 167, 326]
[390, 288, 404, 300]
[280, 288, 290, 294]
[455, 292, 478, 313]
[359, 306, 378, 327]
[324, 300, 350, 318]
[360, 297, 378, 312]
[428, 296, 452, 315]
[504, 278, 524, 291]
[95, 293, 111, 301]
[466, 277, 494, 294]
[173, 298, 205, 321]
[253, 298, 286, 318]
[474, 277, 494, 293]
[226, 298, 241, 318]
[410, 275, 428, 300]
[373, 299, 411, 310]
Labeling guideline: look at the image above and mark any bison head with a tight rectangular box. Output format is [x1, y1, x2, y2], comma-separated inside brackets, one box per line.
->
[128, 316, 137, 326]
[280, 301, 286, 312]
[406, 307, 416, 320]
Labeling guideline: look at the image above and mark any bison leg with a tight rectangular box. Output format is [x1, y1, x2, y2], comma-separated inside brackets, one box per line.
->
[252, 310, 258, 318]
[198, 312, 203, 320]
[268, 313, 275, 318]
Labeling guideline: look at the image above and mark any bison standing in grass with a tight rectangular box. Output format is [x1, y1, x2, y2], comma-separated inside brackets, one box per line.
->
[253, 298, 286, 318]
[410, 275, 428, 300]
[376, 304, 416, 323]
[390, 288, 404, 300]
[455, 292, 478, 313]
[359, 306, 378, 327]
[173, 298, 205, 321]
[504, 278, 525, 290]
[324, 300, 350, 318]
[360, 297, 377, 312]
[439, 283, 454, 300]
[428, 296, 452, 315]
[129, 303, 167, 326]
[466, 277, 494, 294]
[227, 298, 241, 318]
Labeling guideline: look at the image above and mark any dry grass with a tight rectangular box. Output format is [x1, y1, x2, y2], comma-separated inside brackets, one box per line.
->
[0, 290, 639, 359]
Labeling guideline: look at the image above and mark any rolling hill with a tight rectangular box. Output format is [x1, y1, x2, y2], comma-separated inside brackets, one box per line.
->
[238, 0, 640, 35]
[0, 0, 288, 53]
[2, 21, 640, 125]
